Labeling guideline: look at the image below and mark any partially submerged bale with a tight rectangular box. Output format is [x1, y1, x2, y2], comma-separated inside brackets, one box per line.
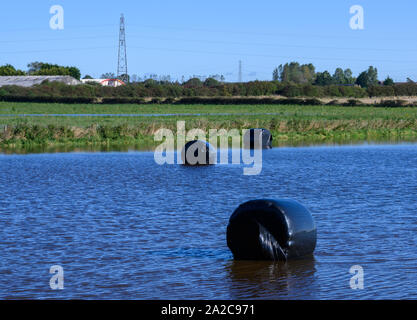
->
[227, 199, 316, 261]
[181, 140, 216, 166]
[243, 128, 273, 149]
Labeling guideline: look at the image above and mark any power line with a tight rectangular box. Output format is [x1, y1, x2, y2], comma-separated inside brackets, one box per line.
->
[130, 35, 417, 53]
[3, 32, 417, 54]
[2, 44, 417, 66]
[2, 21, 417, 43]
[127, 23, 417, 42]
[0, 35, 117, 44]
[0, 23, 118, 34]
[128, 45, 417, 64]
[0, 46, 116, 55]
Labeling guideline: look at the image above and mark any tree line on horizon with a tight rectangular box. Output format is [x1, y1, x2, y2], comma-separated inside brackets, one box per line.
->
[272, 62, 396, 88]
[2, 61, 417, 101]
[0, 62, 81, 80]
[0, 61, 409, 88]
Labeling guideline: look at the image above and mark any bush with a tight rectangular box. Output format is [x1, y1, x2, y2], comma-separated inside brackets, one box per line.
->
[101, 97, 145, 104]
[0, 89, 8, 97]
[326, 100, 340, 105]
[393, 83, 417, 96]
[367, 85, 395, 97]
[304, 98, 322, 105]
[377, 100, 408, 108]
[344, 99, 361, 106]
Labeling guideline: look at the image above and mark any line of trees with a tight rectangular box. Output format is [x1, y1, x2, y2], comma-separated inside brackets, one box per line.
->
[93, 73, 226, 84]
[3, 78, 417, 102]
[272, 63, 398, 88]
[0, 61, 409, 89]
[0, 64, 26, 76]
[0, 62, 81, 80]
[2, 61, 417, 101]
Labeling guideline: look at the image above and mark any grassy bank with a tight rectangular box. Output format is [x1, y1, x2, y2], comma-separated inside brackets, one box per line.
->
[1, 102, 417, 151]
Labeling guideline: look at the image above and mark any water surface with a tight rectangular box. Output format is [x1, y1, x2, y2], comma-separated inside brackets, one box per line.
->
[1, 144, 417, 299]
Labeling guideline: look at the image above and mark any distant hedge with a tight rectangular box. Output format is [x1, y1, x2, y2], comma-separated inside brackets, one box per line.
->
[0, 95, 96, 104]
[1, 94, 416, 108]
[1, 80, 417, 103]
[173, 97, 324, 105]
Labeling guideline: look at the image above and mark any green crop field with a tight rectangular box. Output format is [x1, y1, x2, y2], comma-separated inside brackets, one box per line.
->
[1, 101, 417, 152]
[3, 101, 417, 119]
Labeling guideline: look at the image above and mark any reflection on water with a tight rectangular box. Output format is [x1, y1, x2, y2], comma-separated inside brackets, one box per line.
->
[0, 143, 155, 155]
[1, 138, 417, 155]
[226, 258, 317, 300]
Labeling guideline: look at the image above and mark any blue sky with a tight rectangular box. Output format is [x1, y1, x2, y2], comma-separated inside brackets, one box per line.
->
[1, 0, 417, 82]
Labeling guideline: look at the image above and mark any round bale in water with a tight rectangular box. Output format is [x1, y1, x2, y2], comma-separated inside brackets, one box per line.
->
[181, 140, 216, 166]
[243, 128, 273, 149]
[227, 199, 316, 261]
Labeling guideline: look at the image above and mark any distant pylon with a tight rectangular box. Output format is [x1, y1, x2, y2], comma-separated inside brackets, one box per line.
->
[238, 60, 242, 82]
[117, 14, 128, 83]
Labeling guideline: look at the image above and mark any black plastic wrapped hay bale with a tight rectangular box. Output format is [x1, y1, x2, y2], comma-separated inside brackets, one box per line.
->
[243, 128, 273, 150]
[181, 140, 216, 166]
[227, 199, 316, 261]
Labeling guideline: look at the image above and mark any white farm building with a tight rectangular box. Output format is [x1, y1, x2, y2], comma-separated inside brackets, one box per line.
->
[80, 78, 125, 87]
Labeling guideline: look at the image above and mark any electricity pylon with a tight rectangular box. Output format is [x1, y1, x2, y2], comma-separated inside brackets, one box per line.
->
[117, 14, 128, 83]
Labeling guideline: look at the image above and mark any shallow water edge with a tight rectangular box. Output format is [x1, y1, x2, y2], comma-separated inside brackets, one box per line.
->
[2, 137, 417, 155]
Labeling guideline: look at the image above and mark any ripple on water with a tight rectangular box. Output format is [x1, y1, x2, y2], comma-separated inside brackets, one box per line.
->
[1, 145, 417, 299]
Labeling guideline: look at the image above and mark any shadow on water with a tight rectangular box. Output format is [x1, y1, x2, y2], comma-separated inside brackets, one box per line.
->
[225, 257, 318, 300]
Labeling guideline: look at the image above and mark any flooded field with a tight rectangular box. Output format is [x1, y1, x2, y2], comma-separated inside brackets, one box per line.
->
[1, 144, 417, 299]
